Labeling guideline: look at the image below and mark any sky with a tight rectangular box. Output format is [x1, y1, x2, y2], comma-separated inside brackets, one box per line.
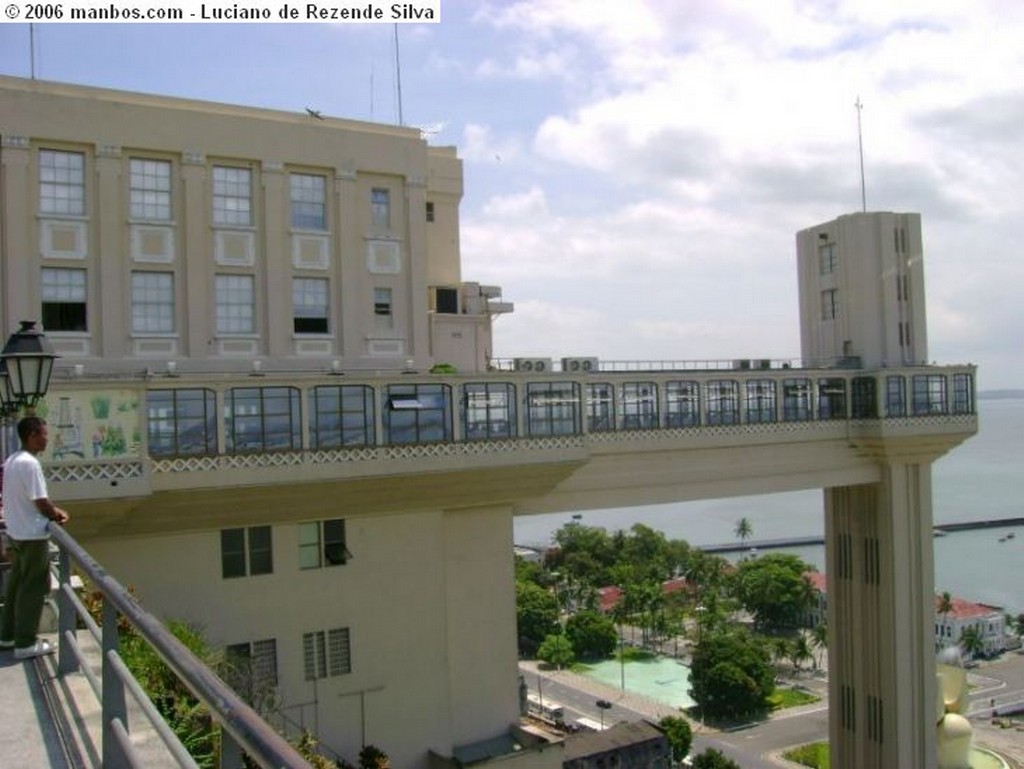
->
[2, 1, 1023, 388]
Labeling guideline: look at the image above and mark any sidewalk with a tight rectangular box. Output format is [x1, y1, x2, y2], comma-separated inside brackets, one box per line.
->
[0, 644, 74, 769]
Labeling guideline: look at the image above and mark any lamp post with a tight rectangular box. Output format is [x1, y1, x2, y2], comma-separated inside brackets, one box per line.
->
[0, 321, 58, 462]
[1, 320, 58, 413]
[595, 699, 612, 730]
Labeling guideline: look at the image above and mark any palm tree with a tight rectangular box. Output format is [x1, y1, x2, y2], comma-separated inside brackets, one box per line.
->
[959, 625, 985, 661]
[938, 591, 954, 648]
[791, 634, 813, 673]
[734, 518, 753, 552]
[811, 622, 828, 670]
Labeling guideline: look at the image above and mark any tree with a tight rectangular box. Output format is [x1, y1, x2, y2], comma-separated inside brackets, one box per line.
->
[537, 633, 575, 669]
[959, 625, 985, 660]
[358, 745, 389, 769]
[689, 628, 774, 720]
[811, 623, 828, 670]
[692, 747, 742, 769]
[565, 610, 618, 659]
[1015, 613, 1024, 638]
[731, 553, 814, 631]
[734, 518, 753, 549]
[791, 634, 813, 673]
[658, 715, 693, 763]
[516, 581, 560, 657]
[937, 591, 954, 649]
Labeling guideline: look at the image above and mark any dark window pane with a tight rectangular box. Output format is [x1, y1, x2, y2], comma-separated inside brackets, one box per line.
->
[221, 529, 246, 578]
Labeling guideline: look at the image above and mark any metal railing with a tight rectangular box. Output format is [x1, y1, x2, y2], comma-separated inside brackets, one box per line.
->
[49, 523, 312, 769]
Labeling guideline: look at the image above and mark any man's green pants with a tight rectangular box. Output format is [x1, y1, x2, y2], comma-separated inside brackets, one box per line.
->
[1, 539, 51, 648]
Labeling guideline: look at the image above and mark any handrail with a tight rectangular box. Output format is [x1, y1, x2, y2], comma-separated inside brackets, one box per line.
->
[49, 523, 313, 769]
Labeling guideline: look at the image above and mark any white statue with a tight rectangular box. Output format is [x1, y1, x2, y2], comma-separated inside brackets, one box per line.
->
[936, 646, 972, 769]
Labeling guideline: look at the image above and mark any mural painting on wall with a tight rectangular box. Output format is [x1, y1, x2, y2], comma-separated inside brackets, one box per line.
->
[33, 390, 141, 463]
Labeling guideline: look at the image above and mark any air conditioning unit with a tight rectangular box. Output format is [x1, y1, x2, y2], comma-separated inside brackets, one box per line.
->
[513, 358, 552, 373]
[561, 357, 599, 373]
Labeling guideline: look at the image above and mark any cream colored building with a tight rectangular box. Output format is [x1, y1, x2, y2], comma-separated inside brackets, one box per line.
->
[1, 76, 978, 769]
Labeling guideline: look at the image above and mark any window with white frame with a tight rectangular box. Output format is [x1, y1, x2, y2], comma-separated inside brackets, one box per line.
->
[373, 287, 393, 330]
[215, 274, 255, 334]
[371, 188, 390, 228]
[39, 149, 86, 216]
[131, 272, 174, 333]
[41, 267, 88, 332]
[130, 158, 172, 220]
[298, 519, 350, 569]
[293, 278, 329, 334]
[213, 166, 253, 226]
[303, 628, 351, 680]
[290, 173, 326, 230]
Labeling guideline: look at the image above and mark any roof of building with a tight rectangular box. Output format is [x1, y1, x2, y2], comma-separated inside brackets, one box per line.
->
[936, 595, 1003, 621]
[803, 571, 1001, 620]
[562, 721, 666, 762]
[597, 578, 694, 613]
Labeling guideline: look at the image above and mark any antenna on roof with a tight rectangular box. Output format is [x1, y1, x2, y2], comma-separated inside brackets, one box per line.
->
[393, 23, 404, 126]
[855, 96, 867, 212]
[29, 24, 37, 79]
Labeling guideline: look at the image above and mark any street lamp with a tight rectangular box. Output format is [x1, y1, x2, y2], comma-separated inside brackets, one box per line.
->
[0, 361, 18, 419]
[595, 699, 612, 730]
[1, 320, 58, 413]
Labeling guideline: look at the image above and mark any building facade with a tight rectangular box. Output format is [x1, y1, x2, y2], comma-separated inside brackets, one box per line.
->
[0, 75, 510, 378]
[1, 77, 978, 769]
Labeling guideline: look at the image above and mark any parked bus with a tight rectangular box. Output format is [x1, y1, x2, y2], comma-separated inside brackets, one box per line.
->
[526, 693, 565, 724]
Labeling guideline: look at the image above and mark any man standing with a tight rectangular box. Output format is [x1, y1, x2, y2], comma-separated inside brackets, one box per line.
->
[0, 416, 69, 659]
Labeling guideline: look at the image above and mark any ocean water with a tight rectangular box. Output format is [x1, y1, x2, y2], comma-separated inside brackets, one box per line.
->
[513, 397, 1024, 615]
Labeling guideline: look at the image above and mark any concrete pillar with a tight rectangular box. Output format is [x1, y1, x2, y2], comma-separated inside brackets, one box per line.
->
[94, 144, 125, 358]
[441, 505, 520, 745]
[826, 462, 936, 769]
[180, 154, 209, 360]
[261, 162, 288, 358]
[1, 137, 34, 327]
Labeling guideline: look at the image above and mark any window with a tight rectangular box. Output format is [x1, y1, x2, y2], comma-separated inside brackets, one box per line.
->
[147, 388, 217, 457]
[293, 278, 329, 334]
[41, 267, 87, 331]
[221, 525, 273, 578]
[425, 201, 435, 223]
[665, 381, 700, 427]
[586, 383, 615, 432]
[782, 378, 812, 422]
[851, 377, 877, 419]
[821, 289, 839, 320]
[621, 382, 658, 430]
[213, 166, 252, 226]
[290, 173, 326, 230]
[526, 382, 581, 436]
[913, 375, 947, 415]
[886, 376, 906, 417]
[39, 149, 85, 216]
[215, 274, 255, 334]
[371, 188, 390, 228]
[373, 287, 393, 330]
[706, 380, 739, 425]
[952, 373, 974, 415]
[131, 272, 174, 333]
[130, 158, 172, 221]
[225, 387, 302, 452]
[819, 243, 837, 275]
[744, 380, 776, 423]
[384, 384, 452, 444]
[309, 385, 375, 448]
[299, 519, 350, 569]
[225, 639, 278, 703]
[462, 382, 516, 440]
[303, 628, 351, 680]
[818, 378, 847, 420]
